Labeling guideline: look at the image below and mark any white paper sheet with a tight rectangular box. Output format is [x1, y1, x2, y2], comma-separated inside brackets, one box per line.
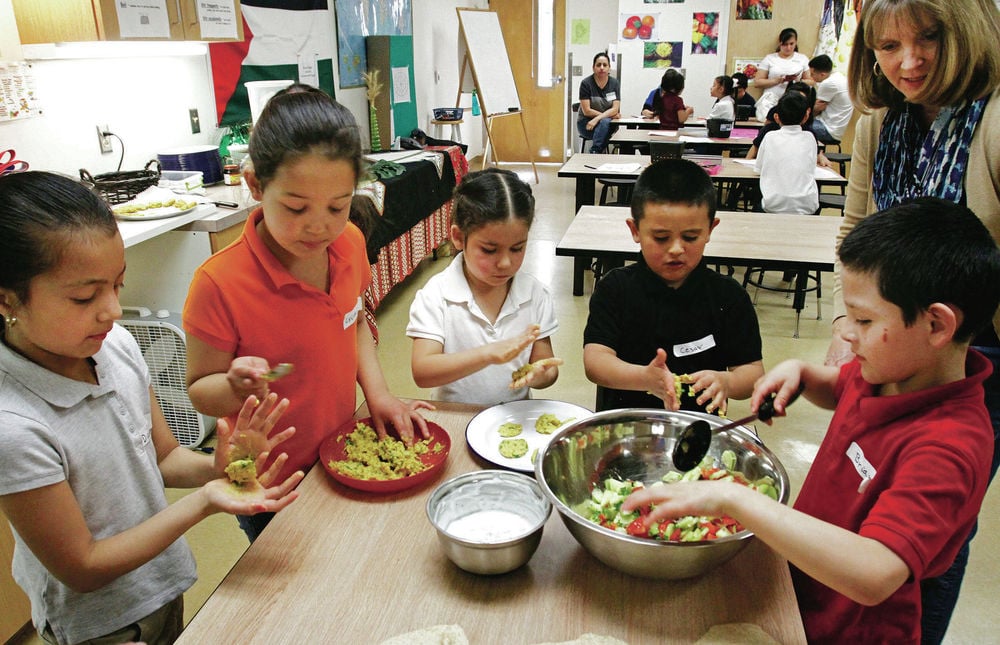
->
[392, 67, 411, 104]
[114, 1, 170, 39]
[648, 130, 680, 138]
[196, 0, 238, 40]
[596, 163, 643, 173]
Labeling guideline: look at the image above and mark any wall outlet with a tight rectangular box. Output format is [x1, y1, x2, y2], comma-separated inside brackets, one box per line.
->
[189, 108, 200, 134]
[97, 125, 112, 154]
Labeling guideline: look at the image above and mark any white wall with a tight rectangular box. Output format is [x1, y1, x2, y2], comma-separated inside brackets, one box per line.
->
[0, 0, 488, 177]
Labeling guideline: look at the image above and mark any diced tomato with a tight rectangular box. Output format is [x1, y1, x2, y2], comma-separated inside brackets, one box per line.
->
[669, 528, 683, 541]
[627, 518, 648, 537]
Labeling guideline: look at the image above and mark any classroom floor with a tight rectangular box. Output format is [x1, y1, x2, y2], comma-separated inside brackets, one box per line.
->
[11, 163, 999, 645]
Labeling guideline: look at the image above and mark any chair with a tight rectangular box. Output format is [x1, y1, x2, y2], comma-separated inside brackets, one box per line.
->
[818, 192, 846, 216]
[742, 267, 823, 338]
[573, 102, 592, 153]
[599, 178, 635, 206]
[822, 140, 851, 192]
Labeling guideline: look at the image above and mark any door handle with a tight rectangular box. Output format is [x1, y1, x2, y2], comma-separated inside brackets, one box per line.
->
[551, 75, 565, 85]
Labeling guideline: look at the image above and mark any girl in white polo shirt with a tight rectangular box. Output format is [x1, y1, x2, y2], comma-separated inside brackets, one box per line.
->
[407, 169, 561, 405]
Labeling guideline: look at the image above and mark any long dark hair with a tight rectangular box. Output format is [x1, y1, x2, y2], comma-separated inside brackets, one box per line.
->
[0, 171, 117, 305]
[249, 86, 362, 189]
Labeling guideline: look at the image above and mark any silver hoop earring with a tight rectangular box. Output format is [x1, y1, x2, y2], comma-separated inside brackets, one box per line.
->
[873, 60, 884, 78]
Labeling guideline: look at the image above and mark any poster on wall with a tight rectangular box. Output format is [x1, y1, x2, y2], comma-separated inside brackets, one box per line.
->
[691, 12, 719, 54]
[619, 13, 659, 41]
[736, 0, 773, 20]
[643, 41, 683, 69]
[0, 62, 40, 122]
[733, 58, 760, 77]
[335, 0, 413, 89]
[571, 19, 591, 45]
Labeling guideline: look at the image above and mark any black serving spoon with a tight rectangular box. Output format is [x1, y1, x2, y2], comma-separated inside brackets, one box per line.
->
[672, 387, 803, 472]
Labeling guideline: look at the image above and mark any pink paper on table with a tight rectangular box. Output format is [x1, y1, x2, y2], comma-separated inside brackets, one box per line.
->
[731, 128, 758, 138]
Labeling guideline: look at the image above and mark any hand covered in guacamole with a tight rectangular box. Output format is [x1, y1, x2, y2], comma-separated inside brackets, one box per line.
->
[214, 393, 296, 477]
[204, 451, 304, 514]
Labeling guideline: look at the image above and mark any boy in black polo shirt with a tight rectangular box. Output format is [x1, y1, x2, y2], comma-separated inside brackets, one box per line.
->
[583, 158, 764, 413]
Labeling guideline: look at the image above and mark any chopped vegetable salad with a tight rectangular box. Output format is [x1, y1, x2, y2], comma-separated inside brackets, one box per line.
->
[582, 451, 779, 542]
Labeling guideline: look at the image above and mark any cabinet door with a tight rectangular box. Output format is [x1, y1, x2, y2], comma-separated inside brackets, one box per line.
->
[12, 0, 103, 44]
[0, 517, 31, 642]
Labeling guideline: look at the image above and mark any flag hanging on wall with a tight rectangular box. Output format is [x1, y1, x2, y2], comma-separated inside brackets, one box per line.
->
[209, 0, 336, 127]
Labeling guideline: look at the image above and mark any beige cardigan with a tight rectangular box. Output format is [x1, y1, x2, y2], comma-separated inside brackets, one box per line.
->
[834, 88, 1000, 338]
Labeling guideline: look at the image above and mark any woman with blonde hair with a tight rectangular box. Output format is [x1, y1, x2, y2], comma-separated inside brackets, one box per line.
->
[827, 1, 1000, 641]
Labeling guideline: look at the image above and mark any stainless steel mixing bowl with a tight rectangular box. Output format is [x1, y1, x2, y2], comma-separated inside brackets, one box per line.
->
[535, 408, 790, 580]
[426, 470, 552, 575]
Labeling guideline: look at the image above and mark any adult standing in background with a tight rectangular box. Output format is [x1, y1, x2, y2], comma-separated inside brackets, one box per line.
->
[577, 52, 620, 153]
[807, 54, 854, 145]
[826, 1, 1000, 642]
[753, 27, 812, 122]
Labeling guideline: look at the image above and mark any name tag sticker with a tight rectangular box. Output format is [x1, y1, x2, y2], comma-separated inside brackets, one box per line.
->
[673, 335, 716, 357]
[344, 296, 362, 329]
[846, 441, 877, 493]
[607, 92, 618, 101]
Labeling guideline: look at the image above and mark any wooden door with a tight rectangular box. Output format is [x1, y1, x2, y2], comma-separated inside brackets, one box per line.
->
[489, 0, 566, 164]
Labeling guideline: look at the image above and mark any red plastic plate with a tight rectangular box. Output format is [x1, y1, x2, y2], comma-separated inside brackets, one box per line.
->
[320, 417, 451, 493]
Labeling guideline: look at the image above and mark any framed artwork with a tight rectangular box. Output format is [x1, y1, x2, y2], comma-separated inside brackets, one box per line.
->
[736, 0, 773, 20]
[733, 57, 761, 77]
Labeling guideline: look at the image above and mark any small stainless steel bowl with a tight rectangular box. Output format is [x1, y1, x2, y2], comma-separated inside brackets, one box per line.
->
[535, 408, 790, 580]
[426, 470, 551, 575]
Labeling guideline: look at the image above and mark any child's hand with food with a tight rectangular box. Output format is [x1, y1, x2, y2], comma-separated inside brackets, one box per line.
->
[510, 357, 564, 389]
[487, 324, 540, 365]
[226, 355, 274, 400]
[641, 349, 680, 410]
[684, 370, 730, 416]
[213, 393, 297, 481]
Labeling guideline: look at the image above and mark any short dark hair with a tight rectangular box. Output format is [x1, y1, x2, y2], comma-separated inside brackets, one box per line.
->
[660, 68, 685, 94]
[838, 197, 1000, 342]
[715, 75, 735, 95]
[776, 91, 809, 126]
[630, 159, 716, 224]
[731, 72, 749, 89]
[809, 54, 833, 73]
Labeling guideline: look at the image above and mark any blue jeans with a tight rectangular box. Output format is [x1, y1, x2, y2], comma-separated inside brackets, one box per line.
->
[811, 119, 839, 146]
[578, 117, 613, 153]
[237, 511, 275, 542]
[920, 346, 1000, 644]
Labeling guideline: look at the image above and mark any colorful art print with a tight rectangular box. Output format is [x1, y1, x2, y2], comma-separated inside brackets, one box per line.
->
[643, 41, 683, 69]
[691, 12, 719, 55]
[736, 0, 772, 20]
[620, 13, 659, 41]
[733, 58, 760, 78]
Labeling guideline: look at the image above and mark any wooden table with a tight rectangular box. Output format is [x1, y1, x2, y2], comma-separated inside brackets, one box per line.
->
[610, 127, 756, 155]
[177, 402, 807, 645]
[556, 206, 840, 335]
[612, 116, 765, 130]
[558, 153, 847, 212]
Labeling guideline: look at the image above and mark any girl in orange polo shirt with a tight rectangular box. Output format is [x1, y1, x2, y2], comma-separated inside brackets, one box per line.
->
[183, 85, 431, 541]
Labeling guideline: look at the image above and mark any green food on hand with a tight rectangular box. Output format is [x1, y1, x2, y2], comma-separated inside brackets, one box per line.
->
[224, 457, 258, 488]
[499, 438, 529, 459]
[498, 422, 523, 437]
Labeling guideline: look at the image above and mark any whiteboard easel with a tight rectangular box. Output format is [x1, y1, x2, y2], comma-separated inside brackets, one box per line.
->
[456, 8, 538, 182]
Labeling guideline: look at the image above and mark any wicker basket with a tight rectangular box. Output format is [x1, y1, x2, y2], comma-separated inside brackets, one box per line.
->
[80, 160, 161, 205]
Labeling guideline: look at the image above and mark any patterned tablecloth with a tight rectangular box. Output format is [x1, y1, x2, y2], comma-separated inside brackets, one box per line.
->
[355, 146, 469, 340]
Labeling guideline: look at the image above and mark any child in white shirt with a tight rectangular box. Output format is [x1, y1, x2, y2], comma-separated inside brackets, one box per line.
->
[755, 91, 819, 214]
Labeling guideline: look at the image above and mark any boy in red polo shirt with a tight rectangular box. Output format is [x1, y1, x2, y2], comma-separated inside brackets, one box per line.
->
[624, 198, 1000, 643]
